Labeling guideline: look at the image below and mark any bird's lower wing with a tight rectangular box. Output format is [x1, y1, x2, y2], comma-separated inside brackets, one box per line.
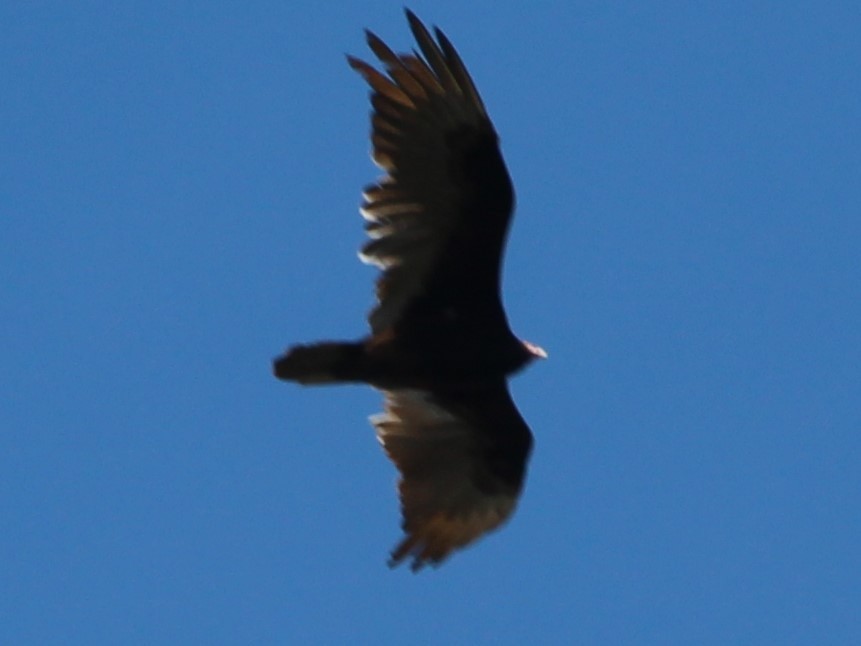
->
[371, 384, 533, 570]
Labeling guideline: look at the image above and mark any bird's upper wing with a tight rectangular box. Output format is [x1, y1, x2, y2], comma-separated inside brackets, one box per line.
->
[372, 383, 533, 570]
[348, 10, 516, 335]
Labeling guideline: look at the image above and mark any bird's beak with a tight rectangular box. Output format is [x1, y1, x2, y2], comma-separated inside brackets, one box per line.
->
[523, 340, 548, 359]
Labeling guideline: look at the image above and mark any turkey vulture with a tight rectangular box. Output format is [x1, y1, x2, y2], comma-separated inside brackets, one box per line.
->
[274, 10, 545, 571]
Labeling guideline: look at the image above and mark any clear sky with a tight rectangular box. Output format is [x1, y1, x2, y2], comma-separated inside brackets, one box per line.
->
[3, 1, 860, 644]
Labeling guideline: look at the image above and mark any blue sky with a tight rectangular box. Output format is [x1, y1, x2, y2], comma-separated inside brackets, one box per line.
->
[3, 1, 860, 643]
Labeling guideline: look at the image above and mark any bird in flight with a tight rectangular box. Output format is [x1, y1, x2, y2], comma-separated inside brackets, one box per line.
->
[274, 9, 545, 571]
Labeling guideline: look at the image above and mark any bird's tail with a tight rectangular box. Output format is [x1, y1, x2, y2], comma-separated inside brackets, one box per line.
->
[273, 341, 366, 385]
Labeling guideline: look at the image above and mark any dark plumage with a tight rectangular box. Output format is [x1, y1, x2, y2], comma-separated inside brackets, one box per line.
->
[274, 9, 544, 571]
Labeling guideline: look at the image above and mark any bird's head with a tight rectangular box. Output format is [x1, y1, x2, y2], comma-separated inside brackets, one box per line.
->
[521, 339, 548, 361]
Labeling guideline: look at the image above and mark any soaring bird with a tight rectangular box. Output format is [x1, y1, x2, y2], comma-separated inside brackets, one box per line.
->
[274, 10, 545, 571]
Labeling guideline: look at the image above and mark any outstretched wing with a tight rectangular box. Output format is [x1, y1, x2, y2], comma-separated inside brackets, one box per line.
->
[348, 10, 516, 336]
[372, 384, 533, 570]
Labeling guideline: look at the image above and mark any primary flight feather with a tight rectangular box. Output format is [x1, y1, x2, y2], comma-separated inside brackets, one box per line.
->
[274, 9, 545, 571]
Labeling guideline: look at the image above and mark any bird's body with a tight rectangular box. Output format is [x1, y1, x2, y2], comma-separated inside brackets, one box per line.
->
[276, 330, 533, 391]
[274, 10, 544, 571]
